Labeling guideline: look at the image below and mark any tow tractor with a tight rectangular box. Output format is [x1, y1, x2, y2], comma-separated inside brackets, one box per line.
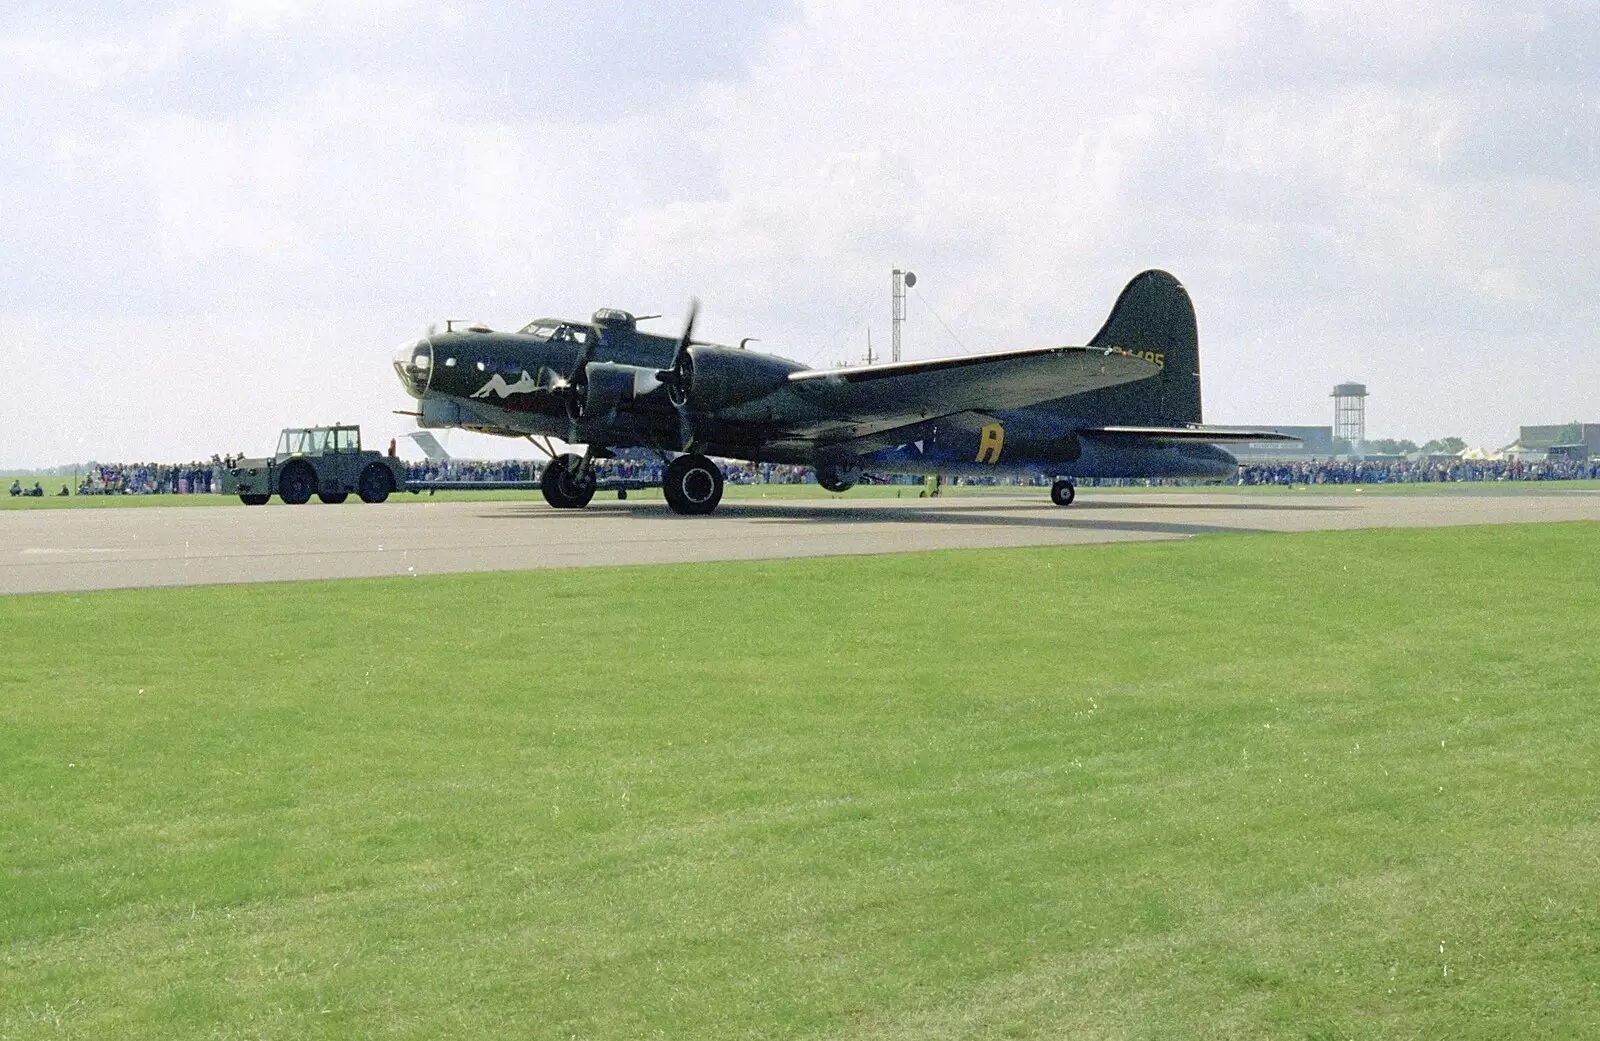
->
[217, 425, 406, 505]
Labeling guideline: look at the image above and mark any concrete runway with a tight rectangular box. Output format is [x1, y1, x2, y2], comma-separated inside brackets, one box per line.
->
[4, 489, 1598, 595]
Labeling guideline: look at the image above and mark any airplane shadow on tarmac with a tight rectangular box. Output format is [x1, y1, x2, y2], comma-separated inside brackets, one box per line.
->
[477, 496, 1351, 539]
[1045, 498, 1347, 512]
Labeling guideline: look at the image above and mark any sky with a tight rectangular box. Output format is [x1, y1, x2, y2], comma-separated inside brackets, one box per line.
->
[3, 0, 1597, 467]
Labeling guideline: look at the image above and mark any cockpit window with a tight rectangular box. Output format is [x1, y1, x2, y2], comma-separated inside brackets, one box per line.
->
[519, 319, 561, 339]
[517, 319, 588, 344]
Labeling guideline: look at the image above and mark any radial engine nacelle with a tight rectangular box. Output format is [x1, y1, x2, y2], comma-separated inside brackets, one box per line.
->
[571, 362, 654, 422]
[664, 345, 799, 413]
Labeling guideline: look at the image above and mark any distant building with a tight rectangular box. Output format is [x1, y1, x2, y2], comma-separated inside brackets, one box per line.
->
[1227, 426, 1336, 462]
[1516, 423, 1600, 454]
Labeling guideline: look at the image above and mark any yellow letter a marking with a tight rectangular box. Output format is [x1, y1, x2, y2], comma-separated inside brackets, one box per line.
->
[976, 423, 1005, 464]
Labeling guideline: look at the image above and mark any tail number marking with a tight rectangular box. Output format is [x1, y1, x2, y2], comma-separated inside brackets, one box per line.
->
[1133, 350, 1165, 368]
[976, 423, 1005, 464]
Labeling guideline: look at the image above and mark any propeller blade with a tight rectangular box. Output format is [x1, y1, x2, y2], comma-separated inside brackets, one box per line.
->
[656, 299, 699, 385]
[677, 298, 699, 358]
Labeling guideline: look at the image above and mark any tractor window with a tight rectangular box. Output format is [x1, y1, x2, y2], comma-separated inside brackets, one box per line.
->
[335, 428, 360, 452]
[277, 429, 311, 456]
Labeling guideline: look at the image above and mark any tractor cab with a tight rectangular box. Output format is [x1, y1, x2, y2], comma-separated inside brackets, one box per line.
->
[275, 425, 362, 461]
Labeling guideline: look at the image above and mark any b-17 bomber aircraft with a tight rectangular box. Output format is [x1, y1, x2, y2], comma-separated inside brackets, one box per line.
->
[392, 270, 1294, 514]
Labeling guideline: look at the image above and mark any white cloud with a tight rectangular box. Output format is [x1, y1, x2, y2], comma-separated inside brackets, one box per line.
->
[2, 0, 1598, 466]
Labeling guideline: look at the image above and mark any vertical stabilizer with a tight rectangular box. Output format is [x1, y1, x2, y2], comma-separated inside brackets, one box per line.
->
[1076, 270, 1202, 426]
[407, 430, 452, 462]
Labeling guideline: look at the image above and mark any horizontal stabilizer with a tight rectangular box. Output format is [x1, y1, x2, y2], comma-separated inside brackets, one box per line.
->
[1083, 426, 1302, 443]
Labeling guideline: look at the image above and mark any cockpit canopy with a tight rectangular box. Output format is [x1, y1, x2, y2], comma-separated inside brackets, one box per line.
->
[517, 318, 591, 344]
[517, 309, 637, 341]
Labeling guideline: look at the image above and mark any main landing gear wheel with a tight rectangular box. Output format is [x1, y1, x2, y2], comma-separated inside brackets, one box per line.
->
[358, 464, 394, 504]
[541, 454, 596, 509]
[662, 454, 724, 515]
[1050, 479, 1076, 507]
[278, 461, 315, 505]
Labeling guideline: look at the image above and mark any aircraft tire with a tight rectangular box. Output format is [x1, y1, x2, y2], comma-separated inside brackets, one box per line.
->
[663, 454, 724, 515]
[279, 462, 315, 505]
[240, 494, 270, 506]
[540, 455, 596, 509]
[358, 464, 394, 504]
[317, 491, 349, 504]
[1050, 479, 1076, 507]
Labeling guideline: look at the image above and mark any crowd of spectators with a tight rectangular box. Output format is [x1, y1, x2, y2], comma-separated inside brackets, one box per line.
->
[74, 462, 219, 495]
[1232, 456, 1600, 486]
[22, 452, 1600, 498]
[402, 459, 540, 483]
[401, 459, 821, 485]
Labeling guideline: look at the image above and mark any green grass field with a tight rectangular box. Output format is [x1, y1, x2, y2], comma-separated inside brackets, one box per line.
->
[3, 525, 1598, 1038]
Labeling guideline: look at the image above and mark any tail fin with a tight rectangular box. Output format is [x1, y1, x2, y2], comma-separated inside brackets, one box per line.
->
[1077, 269, 1201, 426]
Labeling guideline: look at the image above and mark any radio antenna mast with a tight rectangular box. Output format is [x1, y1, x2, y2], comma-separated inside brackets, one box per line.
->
[891, 268, 916, 362]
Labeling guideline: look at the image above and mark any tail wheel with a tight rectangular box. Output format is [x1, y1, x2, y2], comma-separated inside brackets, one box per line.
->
[1050, 479, 1076, 507]
[278, 462, 315, 505]
[663, 454, 724, 515]
[358, 464, 394, 504]
[541, 454, 596, 509]
[240, 493, 270, 506]
[317, 491, 348, 504]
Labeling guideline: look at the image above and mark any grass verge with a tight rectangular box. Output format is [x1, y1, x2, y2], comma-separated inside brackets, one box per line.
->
[3, 525, 1597, 1038]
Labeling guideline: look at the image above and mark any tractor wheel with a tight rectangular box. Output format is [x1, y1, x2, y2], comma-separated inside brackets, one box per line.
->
[279, 462, 315, 505]
[358, 464, 395, 504]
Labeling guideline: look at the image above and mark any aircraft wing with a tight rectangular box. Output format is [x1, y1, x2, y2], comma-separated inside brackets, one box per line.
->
[786, 346, 1159, 428]
[1083, 426, 1302, 443]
